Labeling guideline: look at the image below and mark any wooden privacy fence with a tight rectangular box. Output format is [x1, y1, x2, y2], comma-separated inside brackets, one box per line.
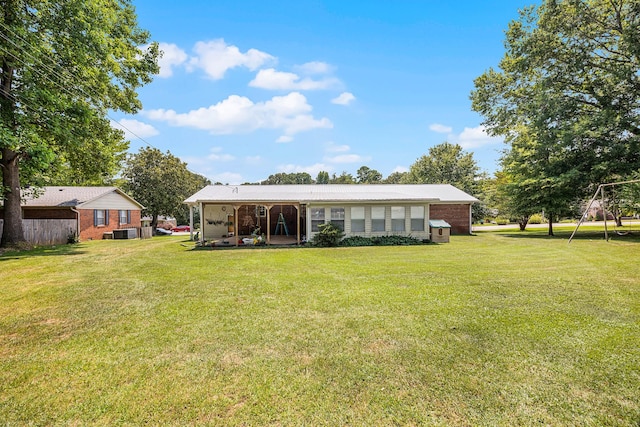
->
[0, 219, 76, 246]
[140, 226, 153, 239]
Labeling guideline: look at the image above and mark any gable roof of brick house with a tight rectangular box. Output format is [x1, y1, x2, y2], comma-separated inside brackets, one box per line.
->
[19, 187, 144, 209]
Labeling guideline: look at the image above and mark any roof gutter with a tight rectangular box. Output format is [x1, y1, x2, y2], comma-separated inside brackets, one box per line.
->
[70, 207, 80, 241]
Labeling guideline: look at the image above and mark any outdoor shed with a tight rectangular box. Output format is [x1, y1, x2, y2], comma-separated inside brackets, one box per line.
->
[184, 184, 477, 246]
[0, 186, 144, 244]
[429, 220, 451, 243]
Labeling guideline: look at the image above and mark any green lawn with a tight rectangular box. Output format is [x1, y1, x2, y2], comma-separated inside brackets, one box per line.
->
[1, 231, 638, 426]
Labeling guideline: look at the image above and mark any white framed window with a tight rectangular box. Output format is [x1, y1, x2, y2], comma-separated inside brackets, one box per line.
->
[94, 209, 108, 226]
[330, 207, 345, 231]
[119, 210, 130, 225]
[410, 206, 425, 231]
[257, 205, 267, 217]
[311, 207, 325, 232]
[351, 207, 365, 233]
[391, 206, 405, 232]
[371, 206, 386, 232]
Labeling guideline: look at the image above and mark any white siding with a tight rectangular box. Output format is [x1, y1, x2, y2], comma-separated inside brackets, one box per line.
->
[307, 203, 430, 240]
[82, 192, 141, 210]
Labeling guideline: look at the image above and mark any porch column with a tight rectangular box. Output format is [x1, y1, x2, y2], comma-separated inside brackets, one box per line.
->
[294, 204, 300, 245]
[265, 204, 273, 245]
[189, 205, 194, 241]
[199, 202, 204, 244]
[233, 205, 240, 246]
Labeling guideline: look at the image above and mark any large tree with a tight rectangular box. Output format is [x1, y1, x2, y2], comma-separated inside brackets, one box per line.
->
[0, 0, 159, 247]
[356, 166, 383, 184]
[261, 172, 313, 185]
[122, 147, 210, 229]
[471, 0, 640, 234]
[403, 142, 480, 196]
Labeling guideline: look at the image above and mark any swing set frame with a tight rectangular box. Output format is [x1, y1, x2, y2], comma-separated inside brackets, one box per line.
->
[569, 179, 640, 243]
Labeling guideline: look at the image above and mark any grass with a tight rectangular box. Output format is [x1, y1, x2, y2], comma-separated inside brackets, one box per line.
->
[0, 230, 639, 426]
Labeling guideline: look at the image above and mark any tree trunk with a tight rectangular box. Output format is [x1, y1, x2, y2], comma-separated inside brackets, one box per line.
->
[547, 212, 554, 236]
[1, 148, 26, 247]
[518, 216, 529, 231]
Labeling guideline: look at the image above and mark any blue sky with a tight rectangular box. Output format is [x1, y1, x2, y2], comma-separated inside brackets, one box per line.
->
[114, 1, 538, 184]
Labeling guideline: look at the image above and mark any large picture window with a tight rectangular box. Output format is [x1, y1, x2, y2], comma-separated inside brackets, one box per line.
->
[391, 206, 405, 232]
[351, 207, 365, 233]
[371, 206, 386, 232]
[311, 207, 325, 232]
[410, 206, 425, 231]
[330, 207, 345, 231]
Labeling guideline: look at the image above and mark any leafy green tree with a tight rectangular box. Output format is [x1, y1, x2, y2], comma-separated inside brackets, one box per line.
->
[315, 171, 330, 184]
[329, 171, 356, 184]
[0, 0, 159, 247]
[122, 148, 210, 229]
[471, 0, 640, 234]
[403, 142, 480, 195]
[356, 166, 382, 184]
[261, 172, 313, 185]
[383, 171, 408, 184]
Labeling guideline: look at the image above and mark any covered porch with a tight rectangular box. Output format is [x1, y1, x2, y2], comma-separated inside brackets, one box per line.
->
[188, 202, 306, 247]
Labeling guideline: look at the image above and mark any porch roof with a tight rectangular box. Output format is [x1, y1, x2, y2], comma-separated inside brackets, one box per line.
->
[185, 184, 478, 205]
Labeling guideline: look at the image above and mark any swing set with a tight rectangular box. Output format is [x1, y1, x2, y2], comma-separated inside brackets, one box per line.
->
[569, 179, 640, 242]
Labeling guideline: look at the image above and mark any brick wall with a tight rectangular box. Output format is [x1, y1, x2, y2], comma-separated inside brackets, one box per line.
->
[79, 209, 142, 241]
[429, 204, 471, 234]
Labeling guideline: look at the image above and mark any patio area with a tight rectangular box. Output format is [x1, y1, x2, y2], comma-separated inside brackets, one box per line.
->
[201, 234, 301, 248]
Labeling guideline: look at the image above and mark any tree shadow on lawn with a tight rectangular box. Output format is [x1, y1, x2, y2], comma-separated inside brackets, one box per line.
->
[0, 244, 87, 260]
[485, 230, 640, 242]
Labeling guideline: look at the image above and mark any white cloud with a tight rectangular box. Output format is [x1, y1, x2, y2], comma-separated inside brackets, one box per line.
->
[294, 61, 334, 75]
[325, 142, 350, 153]
[157, 43, 188, 78]
[113, 118, 159, 139]
[276, 135, 294, 143]
[144, 92, 332, 137]
[324, 154, 371, 164]
[207, 147, 235, 162]
[188, 39, 275, 80]
[331, 92, 355, 106]
[249, 68, 339, 91]
[429, 123, 452, 133]
[453, 125, 503, 149]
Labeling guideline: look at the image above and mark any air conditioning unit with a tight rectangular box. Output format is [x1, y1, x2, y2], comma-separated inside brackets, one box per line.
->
[113, 228, 138, 239]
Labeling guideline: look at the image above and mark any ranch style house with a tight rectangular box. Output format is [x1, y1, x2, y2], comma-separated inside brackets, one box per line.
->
[184, 184, 478, 246]
[0, 186, 144, 244]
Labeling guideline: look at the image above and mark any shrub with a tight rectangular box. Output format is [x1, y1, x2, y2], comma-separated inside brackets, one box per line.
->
[371, 235, 423, 246]
[311, 223, 345, 247]
[495, 218, 509, 225]
[339, 235, 425, 247]
[528, 213, 547, 224]
[340, 236, 374, 246]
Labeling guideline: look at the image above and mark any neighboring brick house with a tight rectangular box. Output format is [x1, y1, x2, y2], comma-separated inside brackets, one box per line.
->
[1, 186, 144, 242]
[184, 184, 478, 245]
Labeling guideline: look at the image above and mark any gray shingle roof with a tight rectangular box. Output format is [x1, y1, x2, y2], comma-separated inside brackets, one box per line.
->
[185, 184, 478, 204]
[20, 187, 142, 208]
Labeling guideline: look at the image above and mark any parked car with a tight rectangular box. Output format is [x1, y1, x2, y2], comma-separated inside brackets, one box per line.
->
[155, 227, 173, 235]
[172, 225, 190, 232]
